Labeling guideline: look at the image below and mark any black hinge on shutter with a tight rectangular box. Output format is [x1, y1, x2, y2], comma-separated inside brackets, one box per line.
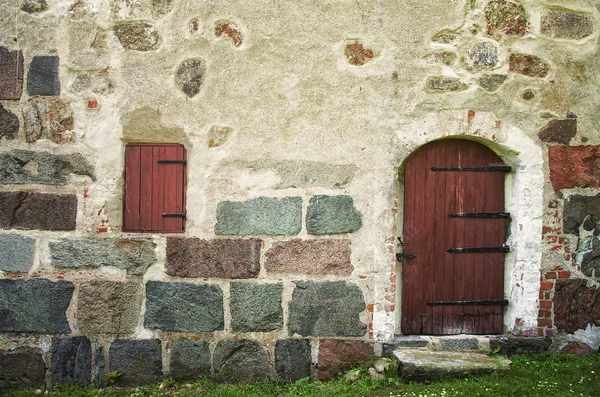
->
[158, 160, 187, 164]
[450, 212, 510, 218]
[447, 246, 509, 253]
[162, 213, 186, 218]
[427, 299, 509, 306]
[431, 166, 511, 172]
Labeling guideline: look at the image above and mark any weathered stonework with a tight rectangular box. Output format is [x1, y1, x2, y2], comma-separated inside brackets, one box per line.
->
[152, 0, 175, 19]
[145, 281, 224, 332]
[113, 21, 160, 51]
[550, 146, 600, 190]
[425, 77, 468, 92]
[21, 0, 47, 13]
[0, 104, 19, 140]
[508, 53, 550, 78]
[70, 69, 115, 95]
[265, 239, 353, 275]
[541, 9, 594, 40]
[0, 192, 77, 231]
[563, 194, 600, 235]
[576, 237, 600, 278]
[275, 339, 311, 382]
[208, 126, 232, 147]
[0, 234, 36, 273]
[0, 348, 46, 389]
[176, 59, 205, 98]
[213, 339, 270, 383]
[0, 279, 73, 333]
[477, 74, 508, 92]
[463, 41, 499, 71]
[51, 337, 92, 386]
[109, 339, 162, 387]
[306, 195, 362, 235]
[27, 56, 60, 96]
[0, 150, 95, 185]
[22, 98, 76, 143]
[554, 279, 600, 333]
[484, 0, 529, 38]
[0, 47, 24, 100]
[215, 21, 243, 47]
[538, 118, 576, 144]
[317, 339, 374, 380]
[170, 339, 211, 380]
[166, 237, 260, 278]
[215, 197, 302, 235]
[77, 281, 142, 335]
[344, 41, 374, 66]
[230, 282, 283, 332]
[560, 342, 593, 355]
[50, 238, 156, 275]
[488, 336, 551, 355]
[288, 281, 366, 337]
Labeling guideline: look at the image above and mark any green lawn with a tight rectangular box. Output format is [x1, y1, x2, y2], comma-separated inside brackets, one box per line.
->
[5, 353, 600, 397]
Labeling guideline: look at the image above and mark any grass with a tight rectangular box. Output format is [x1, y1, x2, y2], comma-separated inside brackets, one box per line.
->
[4, 353, 600, 397]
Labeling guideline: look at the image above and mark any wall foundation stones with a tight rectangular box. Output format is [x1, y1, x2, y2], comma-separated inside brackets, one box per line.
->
[215, 197, 302, 235]
[275, 339, 311, 382]
[0, 279, 73, 333]
[265, 239, 353, 275]
[109, 339, 162, 387]
[550, 146, 600, 190]
[0, 234, 36, 273]
[169, 339, 211, 380]
[0, 192, 77, 231]
[306, 195, 362, 235]
[230, 282, 283, 332]
[554, 279, 600, 333]
[317, 339, 374, 380]
[213, 339, 270, 383]
[0, 347, 46, 389]
[51, 337, 92, 386]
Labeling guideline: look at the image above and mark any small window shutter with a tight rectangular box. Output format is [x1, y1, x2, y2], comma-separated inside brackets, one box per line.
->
[124, 143, 186, 233]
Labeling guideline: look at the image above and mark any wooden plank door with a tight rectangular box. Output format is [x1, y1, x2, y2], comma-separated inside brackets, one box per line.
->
[401, 139, 508, 335]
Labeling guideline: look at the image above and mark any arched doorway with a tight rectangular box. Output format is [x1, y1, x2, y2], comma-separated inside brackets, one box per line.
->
[400, 139, 509, 335]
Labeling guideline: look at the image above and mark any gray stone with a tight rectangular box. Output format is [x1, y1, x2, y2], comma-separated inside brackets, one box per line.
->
[51, 337, 92, 386]
[306, 195, 362, 235]
[0, 347, 46, 389]
[170, 339, 211, 380]
[478, 74, 508, 92]
[109, 339, 162, 387]
[50, 238, 156, 275]
[27, 56, 60, 96]
[563, 194, 600, 235]
[275, 339, 311, 382]
[152, 0, 175, 19]
[230, 282, 283, 332]
[541, 9, 594, 40]
[21, 0, 47, 13]
[578, 237, 600, 277]
[393, 335, 430, 348]
[265, 239, 353, 275]
[93, 342, 106, 386]
[425, 77, 468, 92]
[213, 339, 270, 383]
[0, 278, 73, 333]
[0, 46, 24, 100]
[489, 337, 551, 356]
[440, 338, 479, 351]
[113, 21, 160, 51]
[484, 0, 529, 38]
[0, 192, 77, 231]
[0, 150, 95, 185]
[431, 30, 459, 44]
[215, 196, 302, 236]
[176, 59, 205, 98]
[145, 281, 224, 332]
[0, 234, 36, 273]
[463, 41, 499, 70]
[288, 281, 366, 337]
[0, 104, 19, 140]
[70, 70, 115, 95]
[166, 237, 260, 279]
[22, 98, 75, 143]
[395, 349, 511, 381]
[77, 281, 142, 335]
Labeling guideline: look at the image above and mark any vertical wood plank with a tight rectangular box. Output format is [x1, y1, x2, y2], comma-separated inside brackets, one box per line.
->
[124, 145, 141, 231]
[163, 146, 177, 232]
[140, 146, 154, 231]
[151, 146, 161, 231]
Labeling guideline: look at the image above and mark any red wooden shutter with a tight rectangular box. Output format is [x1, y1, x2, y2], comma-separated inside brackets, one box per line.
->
[123, 143, 186, 233]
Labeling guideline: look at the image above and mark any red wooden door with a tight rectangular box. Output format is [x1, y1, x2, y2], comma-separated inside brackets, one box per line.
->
[401, 139, 508, 335]
[124, 143, 186, 233]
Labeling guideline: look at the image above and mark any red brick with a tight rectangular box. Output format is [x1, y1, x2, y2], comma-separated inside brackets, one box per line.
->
[549, 145, 600, 190]
[537, 318, 552, 327]
[540, 281, 554, 291]
[87, 99, 98, 109]
[557, 271, 571, 279]
[544, 272, 557, 279]
[366, 304, 374, 313]
[540, 300, 552, 309]
[538, 310, 551, 318]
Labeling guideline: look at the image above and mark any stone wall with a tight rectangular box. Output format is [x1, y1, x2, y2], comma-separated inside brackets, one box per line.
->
[1, 0, 600, 389]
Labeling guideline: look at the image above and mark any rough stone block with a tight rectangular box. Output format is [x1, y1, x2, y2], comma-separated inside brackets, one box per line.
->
[508, 53, 550, 77]
[51, 337, 92, 386]
[70, 70, 115, 95]
[0, 347, 46, 389]
[215, 22, 243, 47]
[113, 21, 160, 51]
[0, 234, 36, 273]
[489, 336, 551, 355]
[306, 195, 362, 235]
[22, 99, 76, 143]
[477, 74, 507, 92]
[275, 339, 311, 382]
[485, 0, 529, 38]
[213, 339, 270, 383]
[550, 146, 600, 190]
[27, 56, 60, 96]
[176, 59, 205, 98]
[0, 150, 95, 185]
[0, 46, 24, 100]
[50, 238, 156, 275]
[554, 279, 600, 333]
[440, 337, 479, 351]
[93, 342, 106, 386]
[21, 0, 47, 13]
[560, 342, 594, 355]
[109, 339, 162, 387]
[77, 281, 143, 335]
[170, 339, 211, 380]
[215, 196, 302, 235]
[317, 339, 373, 380]
[145, 281, 224, 332]
[463, 41, 499, 71]
[230, 282, 283, 332]
[541, 9, 594, 40]
[425, 76, 468, 92]
[0, 192, 77, 231]
[288, 281, 366, 337]
[0, 278, 73, 333]
[576, 237, 600, 277]
[166, 237, 260, 279]
[265, 239, 353, 275]
[0, 104, 19, 140]
[538, 118, 577, 144]
[563, 194, 600, 234]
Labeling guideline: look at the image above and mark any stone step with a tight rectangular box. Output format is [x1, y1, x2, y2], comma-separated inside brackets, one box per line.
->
[393, 348, 511, 381]
[393, 335, 489, 352]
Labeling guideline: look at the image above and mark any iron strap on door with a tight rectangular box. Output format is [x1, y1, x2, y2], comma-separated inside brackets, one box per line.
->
[431, 166, 511, 172]
[447, 246, 509, 253]
[427, 299, 509, 306]
[157, 159, 187, 164]
[450, 212, 510, 218]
